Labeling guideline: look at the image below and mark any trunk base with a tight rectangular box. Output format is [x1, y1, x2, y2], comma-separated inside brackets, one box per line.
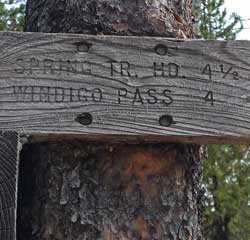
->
[17, 141, 202, 240]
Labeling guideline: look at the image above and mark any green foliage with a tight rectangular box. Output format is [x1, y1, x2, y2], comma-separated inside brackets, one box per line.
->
[197, 0, 243, 40]
[203, 145, 250, 239]
[0, 0, 25, 31]
[196, 1, 249, 239]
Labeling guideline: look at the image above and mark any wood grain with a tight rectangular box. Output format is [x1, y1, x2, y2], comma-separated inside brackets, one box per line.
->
[1, 31, 250, 143]
[0, 131, 19, 240]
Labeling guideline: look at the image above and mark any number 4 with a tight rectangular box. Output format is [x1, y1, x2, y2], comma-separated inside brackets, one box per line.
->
[204, 91, 215, 106]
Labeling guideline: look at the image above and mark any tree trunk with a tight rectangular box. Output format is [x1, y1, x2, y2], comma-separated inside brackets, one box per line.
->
[18, 1, 202, 239]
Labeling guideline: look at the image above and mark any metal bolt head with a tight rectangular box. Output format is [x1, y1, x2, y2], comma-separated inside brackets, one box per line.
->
[159, 114, 174, 127]
[75, 42, 92, 52]
[155, 44, 168, 55]
[76, 113, 93, 125]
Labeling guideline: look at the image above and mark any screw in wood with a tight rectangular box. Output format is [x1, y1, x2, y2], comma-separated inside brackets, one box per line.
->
[74, 42, 92, 52]
[76, 113, 93, 125]
[154, 44, 168, 55]
[159, 114, 174, 127]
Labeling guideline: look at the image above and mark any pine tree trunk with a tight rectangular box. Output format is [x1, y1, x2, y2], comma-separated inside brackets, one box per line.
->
[18, 1, 203, 239]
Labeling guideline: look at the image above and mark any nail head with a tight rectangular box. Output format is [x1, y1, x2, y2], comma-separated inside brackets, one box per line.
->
[76, 113, 93, 125]
[75, 42, 92, 52]
[155, 44, 168, 55]
[159, 114, 174, 127]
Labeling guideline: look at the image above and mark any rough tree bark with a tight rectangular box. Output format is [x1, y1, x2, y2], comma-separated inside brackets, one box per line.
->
[18, 1, 203, 239]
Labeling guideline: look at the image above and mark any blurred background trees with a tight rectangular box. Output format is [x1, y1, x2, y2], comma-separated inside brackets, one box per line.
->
[194, 1, 250, 239]
[203, 145, 250, 239]
[0, 0, 249, 239]
[0, 0, 25, 31]
[197, 0, 243, 39]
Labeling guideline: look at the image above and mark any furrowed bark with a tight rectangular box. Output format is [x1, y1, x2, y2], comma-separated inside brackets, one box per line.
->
[19, 0, 203, 239]
[18, 141, 202, 239]
[25, 0, 195, 38]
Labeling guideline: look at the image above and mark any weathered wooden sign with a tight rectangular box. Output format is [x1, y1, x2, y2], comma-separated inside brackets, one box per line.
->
[0, 32, 250, 143]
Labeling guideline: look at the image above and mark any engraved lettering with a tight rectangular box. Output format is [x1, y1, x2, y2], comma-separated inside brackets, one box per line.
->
[168, 63, 179, 77]
[43, 59, 54, 74]
[69, 87, 73, 102]
[233, 71, 239, 80]
[55, 87, 65, 102]
[120, 61, 131, 77]
[92, 88, 102, 102]
[154, 62, 179, 77]
[31, 86, 35, 102]
[78, 88, 88, 101]
[118, 88, 128, 104]
[132, 88, 144, 105]
[147, 89, 158, 104]
[13, 85, 27, 95]
[15, 58, 92, 76]
[204, 91, 215, 106]
[13, 85, 174, 107]
[13, 86, 29, 101]
[202, 64, 212, 80]
[15, 58, 25, 74]
[220, 64, 239, 80]
[109, 61, 133, 77]
[39, 86, 50, 102]
[109, 60, 116, 76]
[81, 61, 92, 75]
[59, 60, 77, 75]
[30, 58, 39, 74]
[154, 62, 164, 77]
[162, 89, 173, 105]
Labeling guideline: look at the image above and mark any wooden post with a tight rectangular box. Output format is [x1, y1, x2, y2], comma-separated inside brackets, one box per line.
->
[0, 131, 19, 240]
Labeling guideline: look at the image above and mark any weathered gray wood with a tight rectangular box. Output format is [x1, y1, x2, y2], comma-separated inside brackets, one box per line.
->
[1, 31, 250, 143]
[0, 131, 19, 240]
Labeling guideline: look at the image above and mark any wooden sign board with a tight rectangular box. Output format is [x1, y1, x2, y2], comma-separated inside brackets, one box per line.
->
[0, 32, 250, 143]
